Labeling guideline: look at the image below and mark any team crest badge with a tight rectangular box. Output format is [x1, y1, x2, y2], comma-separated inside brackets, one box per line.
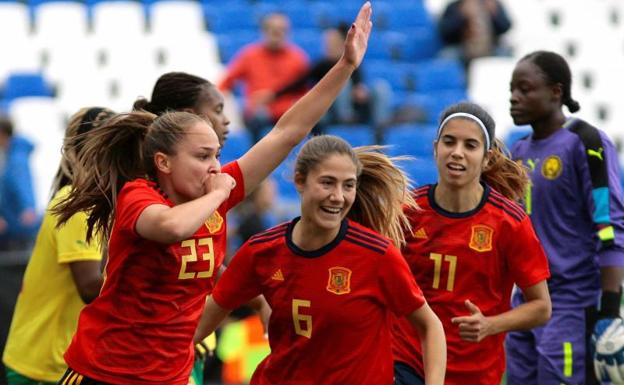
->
[469, 225, 493, 252]
[541, 155, 562, 180]
[204, 211, 224, 234]
[326, 267, 352, 295]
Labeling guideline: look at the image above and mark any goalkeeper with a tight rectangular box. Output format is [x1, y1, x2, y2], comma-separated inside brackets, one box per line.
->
[505, 50, 624, 385]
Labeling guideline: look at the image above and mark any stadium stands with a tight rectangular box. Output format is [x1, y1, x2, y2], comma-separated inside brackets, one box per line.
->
[0, 0, 622, 207]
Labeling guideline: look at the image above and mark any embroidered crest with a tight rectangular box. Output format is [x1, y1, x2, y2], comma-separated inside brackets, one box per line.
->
[469, 225, 493, 252]
[326, 267, 352, 295]
[541, 155, 562, 180]
[204, 211, 224, 234]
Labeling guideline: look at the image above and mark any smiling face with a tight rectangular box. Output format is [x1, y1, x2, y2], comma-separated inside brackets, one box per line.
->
[295, 153, 357, 235]
[509, 59, 562, 126]
[157, 120, 221, 204]
[192, 85, 231, 146]
[434, 118, 490, 191]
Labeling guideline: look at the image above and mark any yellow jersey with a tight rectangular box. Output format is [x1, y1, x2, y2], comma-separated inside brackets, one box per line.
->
[2, 186, 102, 382]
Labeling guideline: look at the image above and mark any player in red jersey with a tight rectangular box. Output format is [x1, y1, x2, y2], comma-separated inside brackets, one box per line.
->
[194, 135, 447, 385]
[51, 4, 374, 385]
[392, 102, 552, 385]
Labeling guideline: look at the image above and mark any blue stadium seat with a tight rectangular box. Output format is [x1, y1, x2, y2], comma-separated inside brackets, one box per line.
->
[505, 126, 532, 148]
[367, 31, 410, 61]
[325, 124, 376, 147]
[381, 1, 434, 30]
[368, 29, 439, 62]
[404, 90, 468, 124]
[252, 2, 281, 21]
[312, 2, 362, 28]
[283, 2, 321, 29]
[412, 58, 466, 92]
[385, 123, 437, 158]
[402, 157, 438, 187]
[216, 30, 258, 64]
[292, 29, 323, 61]
[220, 130, 252, 164]
[401, 27, 442, 61]
[2, 73, 54, 102]
[204, 3, 255, 33]
[364, 61, 412, 92]
[272, 155, 298, 201]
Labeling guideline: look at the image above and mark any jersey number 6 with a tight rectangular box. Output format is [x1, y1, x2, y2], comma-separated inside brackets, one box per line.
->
[292, 299, 312, 338]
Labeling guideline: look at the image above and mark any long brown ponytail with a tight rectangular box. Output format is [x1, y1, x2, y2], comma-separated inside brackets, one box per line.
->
[483, 138, 529, 201]
[351, 146, 417, 247]
[51, 107, 115, 197]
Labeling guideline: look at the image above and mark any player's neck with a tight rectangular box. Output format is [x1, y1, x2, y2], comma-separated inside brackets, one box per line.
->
[434, 182, 484, 213]
[531, 110, 566, 140]
[291, 218, 341, 251]
[154, 177, 182, 205]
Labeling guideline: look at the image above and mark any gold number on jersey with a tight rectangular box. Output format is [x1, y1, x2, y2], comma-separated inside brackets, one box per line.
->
[429, 253, 457, 291]
[292, 299, 312, 338]
[178, 237, 215, 280]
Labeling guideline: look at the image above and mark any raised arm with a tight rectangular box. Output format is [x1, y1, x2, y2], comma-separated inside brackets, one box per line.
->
[136, 173, 236, 244]
[236, 2, 373, 195]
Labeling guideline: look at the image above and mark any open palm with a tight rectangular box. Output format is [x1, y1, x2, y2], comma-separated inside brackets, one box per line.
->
[342, 1, 373, 68]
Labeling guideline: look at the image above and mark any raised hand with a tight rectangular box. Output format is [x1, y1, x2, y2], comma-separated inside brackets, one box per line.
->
[341, 1, 373, 69]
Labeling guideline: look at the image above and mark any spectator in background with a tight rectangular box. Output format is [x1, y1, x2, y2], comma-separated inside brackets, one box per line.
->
[438, 0, 512, 70]
[219, 12, 309, 143]
[0, 116, 39, 251]
[252, 24, 391, 143]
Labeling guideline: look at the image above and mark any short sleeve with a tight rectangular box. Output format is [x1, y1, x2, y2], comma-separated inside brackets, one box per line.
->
[503, 216, 551, 289]
[116, 181, 166, 236]
[57, 210, 102, 264]
[378, 244, 426, 316]
[222, 161, 245, 211]
[212, 241, 261, 310]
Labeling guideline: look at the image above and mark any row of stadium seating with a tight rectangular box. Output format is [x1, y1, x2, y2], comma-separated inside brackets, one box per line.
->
[2, 0, 623, 208]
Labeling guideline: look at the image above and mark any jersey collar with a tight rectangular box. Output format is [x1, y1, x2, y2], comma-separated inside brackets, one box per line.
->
[286, 216, 349, 258]
[428, 182, 491, 219]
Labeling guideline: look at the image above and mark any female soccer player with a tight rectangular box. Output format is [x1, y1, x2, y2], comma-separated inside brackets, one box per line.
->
[133, 71, 232, 147]
[2, 107, 114, 385]
[52, 3, 373, 385]
[194, 135, 447, 385]
[506, 51, 624, 385]
[392, 102, 552, 385]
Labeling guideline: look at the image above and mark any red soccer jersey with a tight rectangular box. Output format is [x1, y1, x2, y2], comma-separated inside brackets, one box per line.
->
[64, 162, 244, 385]
[212, 218, 426, 385]
[392, 184, 550, 385]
